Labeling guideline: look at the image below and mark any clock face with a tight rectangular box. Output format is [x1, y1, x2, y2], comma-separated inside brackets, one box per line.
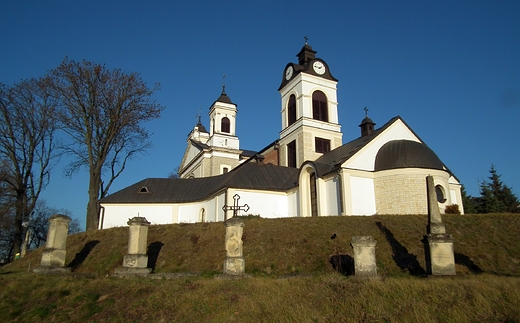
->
[313, 61, 326, 75]
[285, 66, 294, 80]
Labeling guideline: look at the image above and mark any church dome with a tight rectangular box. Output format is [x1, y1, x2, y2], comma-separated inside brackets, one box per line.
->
[374, 140, 444, 171]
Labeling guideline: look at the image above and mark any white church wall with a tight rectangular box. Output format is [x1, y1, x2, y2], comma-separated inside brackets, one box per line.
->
[322, 175, 341, 215]
[216, 193, 226, 222]
[234, 190, 290, 218]
[349, 176, 376, 215]
[343, 120, 419, 171]
[287, 188, 299, 217]
[100, 204, 175, 229]
[178, 198, 218, 223]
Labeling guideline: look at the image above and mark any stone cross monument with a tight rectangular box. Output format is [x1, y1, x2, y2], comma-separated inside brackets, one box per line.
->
[115, 216, 152, 276]
[223, 217, 245, 275]
[34, 214, 72, 273]
[423, 176, 456, 275]
[350, 236, 378, 278]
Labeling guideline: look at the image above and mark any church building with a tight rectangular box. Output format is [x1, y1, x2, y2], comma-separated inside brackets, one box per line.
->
[98, 43, 464, 229]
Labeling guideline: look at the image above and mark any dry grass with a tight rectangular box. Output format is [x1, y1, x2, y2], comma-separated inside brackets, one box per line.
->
[0, 272, 519, 322]
[1, 214, 520, 322]
[3, 214, 520, 276]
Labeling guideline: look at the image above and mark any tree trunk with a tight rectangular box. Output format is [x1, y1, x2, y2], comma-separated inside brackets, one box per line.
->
[86, 172, 101, 231]
[12, 193, 25, 257]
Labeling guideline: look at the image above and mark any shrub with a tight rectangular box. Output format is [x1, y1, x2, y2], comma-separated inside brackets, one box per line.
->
[445, 204, 461, 214]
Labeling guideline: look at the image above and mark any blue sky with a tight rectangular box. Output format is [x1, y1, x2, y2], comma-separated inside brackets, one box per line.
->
[1, 1, 519, 228]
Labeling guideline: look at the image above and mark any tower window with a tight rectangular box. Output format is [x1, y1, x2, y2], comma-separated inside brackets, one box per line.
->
[221, 117, 230, 133]
[315, 137, 331, 153]
[312, 91, 328, 122]
[287, 140, 296, 168]
[288, 94, 296, 126]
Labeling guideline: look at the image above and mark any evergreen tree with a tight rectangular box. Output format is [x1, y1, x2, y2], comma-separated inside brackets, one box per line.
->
[460, 185, 477, 214]
[477, 181, 504, 213]
[476, 165, 519, 213]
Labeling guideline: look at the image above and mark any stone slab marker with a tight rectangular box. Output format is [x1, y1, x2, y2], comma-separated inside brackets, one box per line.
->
[350, 236, 378, 277]
[223, 217, 245, 275]
[115, 216, 152, 276]
[423, 176, 456, 275]
[34, 214, 72, 273]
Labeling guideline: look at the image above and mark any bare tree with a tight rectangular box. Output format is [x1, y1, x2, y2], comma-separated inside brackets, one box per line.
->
[0, 79, 56, 257]
[46, 58, 164, 231]
[27, 201, 81, 250]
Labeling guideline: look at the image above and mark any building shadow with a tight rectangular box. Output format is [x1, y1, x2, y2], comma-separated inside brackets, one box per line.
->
[68, 240, 100, 271]
[376, 222, 426, 276]
[329, 254, 355, 276]
[147, 241, 164, 272]
[455, 253, 483, 273]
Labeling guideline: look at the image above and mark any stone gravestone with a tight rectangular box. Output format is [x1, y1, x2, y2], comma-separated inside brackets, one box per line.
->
[423, 176, 456, 275]
[350, 236, 378, 278]
[34, 214, 72, 273]
[223, 217, 245, 275]
[115, 216, 152, 276]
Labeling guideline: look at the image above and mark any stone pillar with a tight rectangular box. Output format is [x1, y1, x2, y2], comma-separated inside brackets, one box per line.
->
[424, 176, 456, 275]
[35, 214, 72, 273]
[350, 236, 378, 278]
[223, 217, 245, 275]
[123, 216, 152, 274]
[426, 176, 446, 234]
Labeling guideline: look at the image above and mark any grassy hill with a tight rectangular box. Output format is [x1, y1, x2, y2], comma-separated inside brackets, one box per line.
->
[1, 214, 520, 322]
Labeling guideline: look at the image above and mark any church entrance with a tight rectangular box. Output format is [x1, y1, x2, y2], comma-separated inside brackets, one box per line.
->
[310, 173, 318, 216]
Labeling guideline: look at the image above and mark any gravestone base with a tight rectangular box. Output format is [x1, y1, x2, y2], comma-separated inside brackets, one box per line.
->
[113, 267, 152, 277]
[423, 234, 456, 276]
[33, 266, 71, 274]
[40, 248, 67, 267]
[224, 256, 245, 275]
[122, 254, 148, 268]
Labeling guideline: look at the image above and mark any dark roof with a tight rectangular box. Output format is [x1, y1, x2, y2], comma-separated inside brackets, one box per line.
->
[374, 140, 444, 171]
[196, 122, 208, 133]
[213, 85, 234, 105]
[278, 44, 338, 91]
[240, 149, 257, 158]
[312, 116, 401, 176]
[100, 162, 299, 204]
[359, 116, 375, 126]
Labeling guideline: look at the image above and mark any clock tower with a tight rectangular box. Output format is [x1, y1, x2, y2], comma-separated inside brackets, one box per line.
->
[277, 42, 343, 168]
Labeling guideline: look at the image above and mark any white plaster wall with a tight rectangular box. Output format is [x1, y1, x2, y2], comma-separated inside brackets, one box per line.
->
[100, 204, 175, 229]
[343, 120, 419, 171]
[450, 190, 457, 205]
[350, 176, 376, 215]
[287, 189, 299, 216]
[216, 193, 226, 221]
[323, 176, 341, 215]
[235, 190, 290, 218]
[178, 198, 218, 223]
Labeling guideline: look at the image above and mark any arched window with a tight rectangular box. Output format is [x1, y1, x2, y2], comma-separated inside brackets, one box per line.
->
[312, 91, 328, 122]
[287, 140, 296, 168]
[221, 117, 230, 133]
[288, 94, 296, 126]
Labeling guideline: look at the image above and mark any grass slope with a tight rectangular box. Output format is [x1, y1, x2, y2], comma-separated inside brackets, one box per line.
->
[4, 214, 520, 276]
[1, 214, 520, 322]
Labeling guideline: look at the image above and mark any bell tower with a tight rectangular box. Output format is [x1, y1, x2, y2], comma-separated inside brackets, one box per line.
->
[207, 85, 239, 150]
[277, 41, 343, 168]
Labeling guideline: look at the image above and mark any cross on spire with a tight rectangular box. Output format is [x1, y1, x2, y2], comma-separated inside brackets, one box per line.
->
[304, 36, 309, 44]
[364, 107, 369, 117]
[222, 194, 250, 219]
